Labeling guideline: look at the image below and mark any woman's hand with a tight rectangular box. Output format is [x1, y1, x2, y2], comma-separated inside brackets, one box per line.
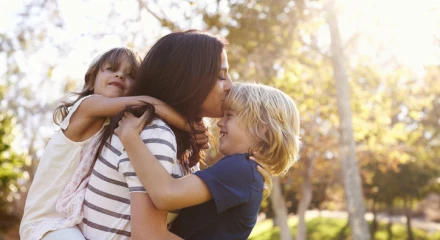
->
[115, 111, 149, 142]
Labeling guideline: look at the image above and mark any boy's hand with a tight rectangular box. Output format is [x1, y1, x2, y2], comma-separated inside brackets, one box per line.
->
[115, 111, 149, 142]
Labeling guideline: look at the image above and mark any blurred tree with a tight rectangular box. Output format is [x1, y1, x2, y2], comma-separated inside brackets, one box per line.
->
[0, 86, 26, 233]
[325, 0, 371, 239]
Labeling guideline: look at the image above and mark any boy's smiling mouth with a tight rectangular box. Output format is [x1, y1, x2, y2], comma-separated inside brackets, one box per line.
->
[220, 130, 227, 138]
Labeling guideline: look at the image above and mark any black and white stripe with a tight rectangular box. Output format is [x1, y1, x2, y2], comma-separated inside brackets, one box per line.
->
[81, 119, 184, 240]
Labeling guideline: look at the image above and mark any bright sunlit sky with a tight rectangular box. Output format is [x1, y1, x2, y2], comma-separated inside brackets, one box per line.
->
[0, 0, 439, 153]
[1, 0, 438, 94]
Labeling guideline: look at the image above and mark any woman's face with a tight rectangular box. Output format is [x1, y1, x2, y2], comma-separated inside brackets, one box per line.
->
[200, 50, 233, 118]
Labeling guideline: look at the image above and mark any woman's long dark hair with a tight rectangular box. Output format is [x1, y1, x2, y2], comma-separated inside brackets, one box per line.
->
[94, 30, 228, 172]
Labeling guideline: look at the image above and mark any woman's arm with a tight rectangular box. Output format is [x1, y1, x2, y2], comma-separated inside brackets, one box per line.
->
[131, 193, 182, 240]
[116, 112, 213, 211]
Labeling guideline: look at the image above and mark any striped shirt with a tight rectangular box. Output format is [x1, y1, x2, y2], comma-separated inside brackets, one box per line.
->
[81, 119, 183, 240]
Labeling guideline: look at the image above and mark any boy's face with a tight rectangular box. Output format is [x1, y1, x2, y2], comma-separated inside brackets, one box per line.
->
[217, 108, 256, 156]
[91, 57, 136, 98]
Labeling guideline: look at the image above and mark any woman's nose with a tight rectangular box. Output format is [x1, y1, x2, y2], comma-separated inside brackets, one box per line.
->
[224, 77, 232, 92]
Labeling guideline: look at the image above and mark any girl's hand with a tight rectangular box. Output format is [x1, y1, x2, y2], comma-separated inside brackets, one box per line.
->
[249, 155, 273, 199]
[115, 111, 149, 142]
[191, 121, 210, 149]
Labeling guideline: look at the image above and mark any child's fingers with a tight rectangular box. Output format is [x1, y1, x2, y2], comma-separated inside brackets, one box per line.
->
[201, 143, 210, 149]
[139, 110, 149, 125]
[257, 166, 271, 182]
[192, 121, 207, 132]
[193, 132, 208, 140]
[195, 138, 209, 145]
[257, 165, 273, 199]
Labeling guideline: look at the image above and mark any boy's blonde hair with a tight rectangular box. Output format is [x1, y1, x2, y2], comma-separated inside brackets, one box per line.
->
[224, 82, 301, 176]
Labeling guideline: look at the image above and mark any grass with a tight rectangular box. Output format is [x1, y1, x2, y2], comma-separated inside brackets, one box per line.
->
[249, 217, 440, 240]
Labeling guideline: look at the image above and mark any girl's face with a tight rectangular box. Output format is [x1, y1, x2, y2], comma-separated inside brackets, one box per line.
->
[199, 50, 233, 118]
[217, 109, 256, 156]
[91, 57, 136, 98]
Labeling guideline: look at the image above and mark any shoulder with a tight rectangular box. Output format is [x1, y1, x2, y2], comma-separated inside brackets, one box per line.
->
[140, 119, 176, 143]
[197, 154, 257, 180]
[217, 153, 254, 169]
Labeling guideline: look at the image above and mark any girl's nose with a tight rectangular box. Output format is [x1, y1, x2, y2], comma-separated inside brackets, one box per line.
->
[116, 72, 125, 80]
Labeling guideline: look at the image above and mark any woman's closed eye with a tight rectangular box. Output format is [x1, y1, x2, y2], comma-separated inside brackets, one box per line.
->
[218, 70, 227, 80]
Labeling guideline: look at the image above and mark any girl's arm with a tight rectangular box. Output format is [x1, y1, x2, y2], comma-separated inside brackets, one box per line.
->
[131, 193, 182, 240]
[115, 112, 213, 211]
[78, 95, 191, 132]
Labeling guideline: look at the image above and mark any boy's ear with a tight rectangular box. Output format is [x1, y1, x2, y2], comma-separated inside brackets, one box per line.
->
[260, 124, 268, 135]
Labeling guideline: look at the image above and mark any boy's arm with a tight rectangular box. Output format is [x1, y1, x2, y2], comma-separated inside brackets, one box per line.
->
[115, 112, 213, 211]
[124, 132, 212, 211]
[131, 193, 182, 240]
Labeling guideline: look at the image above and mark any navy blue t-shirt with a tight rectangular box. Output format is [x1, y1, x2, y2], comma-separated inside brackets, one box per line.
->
[170, 153, 264, 240]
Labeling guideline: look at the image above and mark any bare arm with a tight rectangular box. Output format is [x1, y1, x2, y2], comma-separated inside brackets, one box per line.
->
[78, 95, 190, 132]
[115, 112, 213, 211]
[131, 193, 182, 240]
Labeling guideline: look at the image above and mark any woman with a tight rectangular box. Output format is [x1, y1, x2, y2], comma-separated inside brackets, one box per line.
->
[80, 29, 232, 239]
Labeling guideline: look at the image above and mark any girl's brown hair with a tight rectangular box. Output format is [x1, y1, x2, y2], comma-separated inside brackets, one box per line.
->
[53, 47, 142, 125]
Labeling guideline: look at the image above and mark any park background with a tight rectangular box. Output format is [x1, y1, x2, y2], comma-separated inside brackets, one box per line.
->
[0, 0, 439, 239]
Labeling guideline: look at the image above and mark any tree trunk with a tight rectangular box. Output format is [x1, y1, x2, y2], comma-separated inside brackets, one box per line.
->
[295, 156, 316, 240]
[404, 197, 414, 240]
[270, 176, 292, 240]
[371, 199, 378, 238]
[387, 204, 393, 240]
[325, 1, 371, 240]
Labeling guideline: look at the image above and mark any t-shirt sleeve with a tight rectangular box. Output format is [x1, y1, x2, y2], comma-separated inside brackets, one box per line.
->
[118, 120, 178, 193]
[194, 154, 254, 213]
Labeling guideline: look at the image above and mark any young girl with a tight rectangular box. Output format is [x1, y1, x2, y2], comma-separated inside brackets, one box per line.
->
[115, 82, 301, 240]
[19, 47, 201, 240]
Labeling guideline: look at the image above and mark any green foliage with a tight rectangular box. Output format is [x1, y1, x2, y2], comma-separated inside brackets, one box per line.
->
[249, 217, 440, 240]
[0, 86, 26, 230]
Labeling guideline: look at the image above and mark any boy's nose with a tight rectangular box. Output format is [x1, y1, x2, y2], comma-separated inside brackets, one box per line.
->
[217, 118, 224, 127]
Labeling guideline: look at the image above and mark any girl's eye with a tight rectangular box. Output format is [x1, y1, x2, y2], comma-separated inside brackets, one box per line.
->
[106, 67, 113, 71]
